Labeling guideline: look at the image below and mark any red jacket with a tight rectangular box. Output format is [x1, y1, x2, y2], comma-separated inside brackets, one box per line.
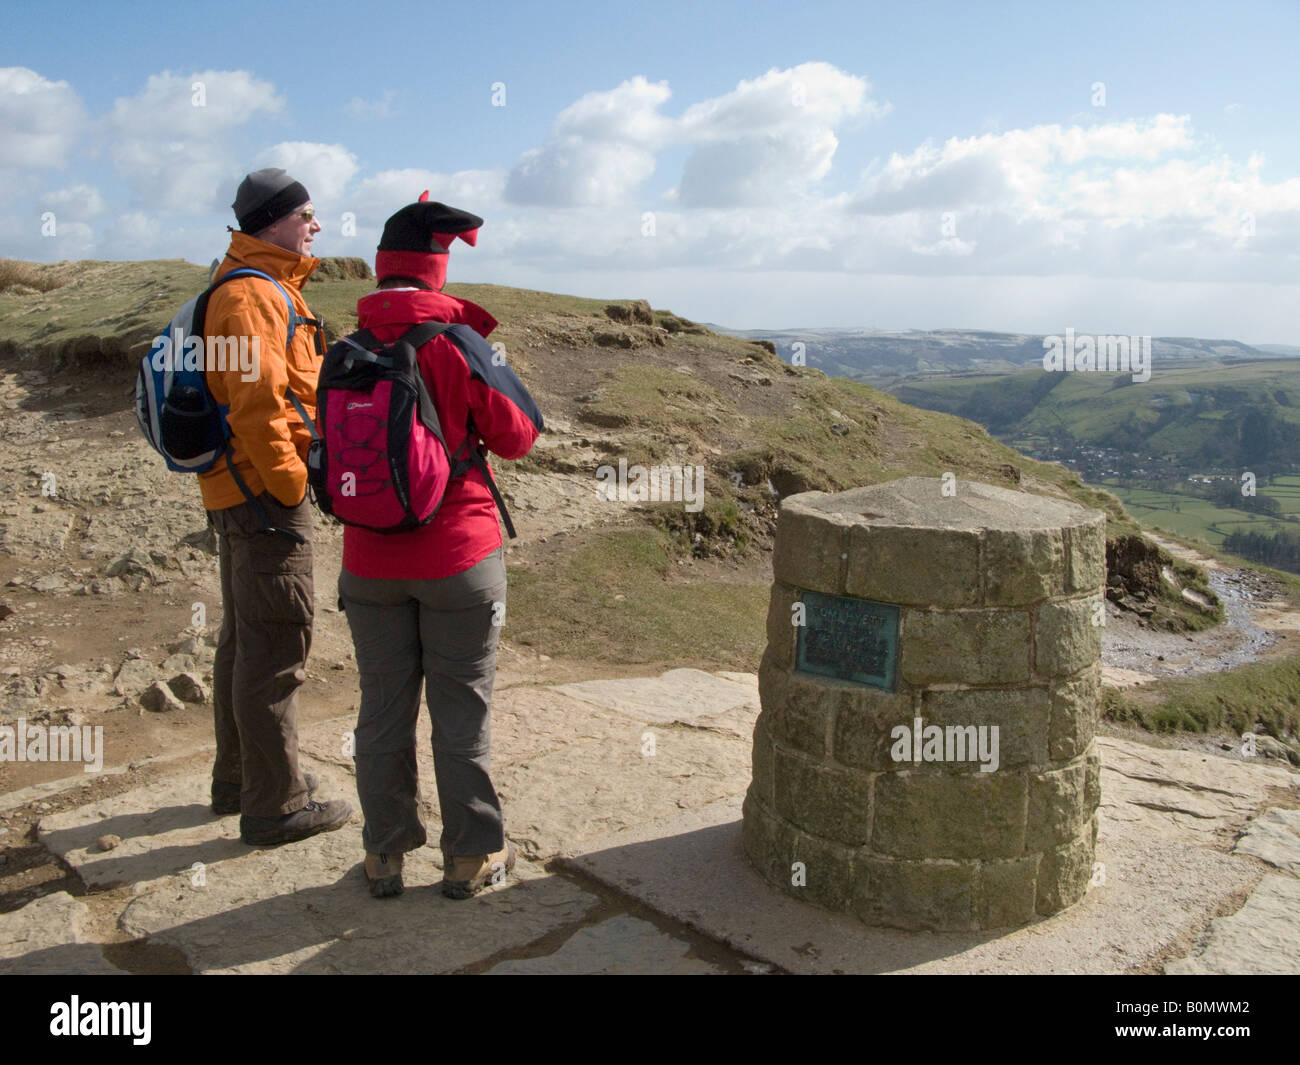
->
[340, 287, 543, 579]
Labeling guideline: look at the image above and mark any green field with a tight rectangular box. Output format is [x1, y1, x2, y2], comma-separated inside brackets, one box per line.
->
[893, 359, 1300, 468]
[1100, 474, 1300, 545]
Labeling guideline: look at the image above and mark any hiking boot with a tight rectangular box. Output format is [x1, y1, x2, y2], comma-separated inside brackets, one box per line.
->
[364, 852, 404, 898]
[212, 773, 320, 816]
[441, 841, 516, 900]
[240, 798, 352, 846]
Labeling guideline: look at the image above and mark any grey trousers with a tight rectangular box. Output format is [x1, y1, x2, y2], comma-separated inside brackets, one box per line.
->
[338, 548, 506, 858]
[209, 492, 313, 818]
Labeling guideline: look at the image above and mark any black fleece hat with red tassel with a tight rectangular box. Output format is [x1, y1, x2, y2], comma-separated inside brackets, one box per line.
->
[375, 191, 482, 290]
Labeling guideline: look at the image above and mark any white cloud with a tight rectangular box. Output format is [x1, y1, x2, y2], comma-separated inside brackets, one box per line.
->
[37, 183, 108, 223]
[679, 61, 880, 141]
[675, 62, 885, 207]
[874, 151, 1013, 214]
[351, 168, 505, 223]
[506, 77, 671, 206]
[300, 168, 510, 255]
[345, 90, 397, 119]
[505, 65, 886, 209]
[0, 67, 88, 169]
[107, 70, 284, 212]
[851, 115, 1195, 218]
[249, 142, 360, 204]
[101, 211, 167, 259]
[553, 76, 674, 145]
[4, 58, 1296, 329]
[508, 139, 660, 208]
[678, 127, 842, 207]
[38, 220, 96, 258]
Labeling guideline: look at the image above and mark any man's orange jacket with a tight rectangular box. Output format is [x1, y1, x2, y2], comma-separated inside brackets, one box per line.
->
[198, 231, 322, 510]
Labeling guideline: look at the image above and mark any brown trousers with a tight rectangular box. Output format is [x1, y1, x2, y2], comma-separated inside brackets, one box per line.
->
[208, 492, 313, 817]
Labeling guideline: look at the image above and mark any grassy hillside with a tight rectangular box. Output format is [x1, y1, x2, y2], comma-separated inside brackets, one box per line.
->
[2, 256, 1224, 669]
[893, 360, 1300, 468]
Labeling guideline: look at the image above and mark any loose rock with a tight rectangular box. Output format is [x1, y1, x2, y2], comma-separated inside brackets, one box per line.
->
[140, 681, 184, 713]
[113, 658, 158, 696]
[167, 672, 209, 705]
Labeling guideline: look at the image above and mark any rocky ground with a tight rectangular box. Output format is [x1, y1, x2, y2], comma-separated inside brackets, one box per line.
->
[1102, 534, 1300, 688]
[1, 357, 1299, 974]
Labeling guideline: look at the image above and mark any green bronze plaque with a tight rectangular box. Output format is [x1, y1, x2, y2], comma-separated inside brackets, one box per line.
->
[796, 590, 900, 691]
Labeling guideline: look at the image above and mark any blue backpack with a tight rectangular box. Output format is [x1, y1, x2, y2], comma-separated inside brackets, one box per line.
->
[134, 267, 322, 541]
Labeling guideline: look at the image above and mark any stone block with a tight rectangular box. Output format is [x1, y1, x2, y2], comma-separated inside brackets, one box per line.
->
[832, 685, 917, 772]
[1035, 596, 1103, 677]
[1036, 826, 1095, 915]
[921, 686, 1049, 770]
[872, 771, 1026, 859]
[760, 658, 836, 759]
[1065, 519, 1107, 593]
[1084, 744, 1101, 816]
[790, 830, 856, 913]
[845, 524, 979, 607]
[749, 716, 775, 806]
[741, 791, 800, 890]
[773, 745, 871, 846]
[854, 857, 975, 931]
[901, 607, 1032, 685]
[982, 527, 1065, 606]
[765, 582, 800, 669]
[1048, 665, 1100, 761]
[1026, 761, 1088, 850]
[772, 496, 850, 593]
[974, 855, 1040, 928]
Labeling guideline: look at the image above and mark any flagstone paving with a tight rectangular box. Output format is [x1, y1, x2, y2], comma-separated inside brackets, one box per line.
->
[2, 670, 1297, 974]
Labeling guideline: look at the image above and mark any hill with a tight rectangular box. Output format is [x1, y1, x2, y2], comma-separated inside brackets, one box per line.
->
[889, 359, 1300, 476]
[707, 324, 1279, 385]
[0, 256, 1221, 680]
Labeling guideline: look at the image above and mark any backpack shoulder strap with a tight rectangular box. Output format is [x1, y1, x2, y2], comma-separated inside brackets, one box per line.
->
[285, 390, 320, 443]
[211, 268, 321, 350]
[335, 329, 385, 367]
[390, 322, 454, 450]
[447, 417, 517, 540]
[393, 321, 452, 352]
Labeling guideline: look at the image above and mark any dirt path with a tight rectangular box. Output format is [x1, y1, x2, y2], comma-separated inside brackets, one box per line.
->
[1101, 532, 1299, 688]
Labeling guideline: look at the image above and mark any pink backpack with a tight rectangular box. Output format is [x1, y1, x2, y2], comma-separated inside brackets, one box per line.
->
[303, 322, 515, 536]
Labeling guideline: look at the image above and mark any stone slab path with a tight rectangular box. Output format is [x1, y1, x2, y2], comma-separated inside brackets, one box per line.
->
[1, 669, 1297, 974]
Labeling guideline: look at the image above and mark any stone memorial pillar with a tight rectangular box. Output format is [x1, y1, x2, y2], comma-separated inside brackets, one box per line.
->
[743, 476, 1105, 931]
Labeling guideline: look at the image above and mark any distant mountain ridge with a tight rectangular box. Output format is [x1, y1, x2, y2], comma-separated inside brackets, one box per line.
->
[704, 324, 1285, 383]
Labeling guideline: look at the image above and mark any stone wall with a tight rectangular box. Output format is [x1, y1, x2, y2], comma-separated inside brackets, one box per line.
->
[743, 476, 1106, 931]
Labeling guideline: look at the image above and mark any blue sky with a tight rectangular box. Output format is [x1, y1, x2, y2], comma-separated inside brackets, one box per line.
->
[3, 0, 1298, 341]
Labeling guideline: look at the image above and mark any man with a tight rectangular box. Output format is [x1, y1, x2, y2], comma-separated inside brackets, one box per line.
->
[201, 167, 351, 845]
[336, 195, 542, 898]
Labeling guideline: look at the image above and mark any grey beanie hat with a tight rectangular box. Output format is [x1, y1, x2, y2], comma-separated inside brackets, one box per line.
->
[232, 168, 310, 234]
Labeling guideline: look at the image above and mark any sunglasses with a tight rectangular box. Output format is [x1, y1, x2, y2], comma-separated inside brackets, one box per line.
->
[295, 207, 316, 223]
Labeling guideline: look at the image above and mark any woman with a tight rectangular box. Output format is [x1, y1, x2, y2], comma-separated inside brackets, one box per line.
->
[336, 195, 543, 898]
